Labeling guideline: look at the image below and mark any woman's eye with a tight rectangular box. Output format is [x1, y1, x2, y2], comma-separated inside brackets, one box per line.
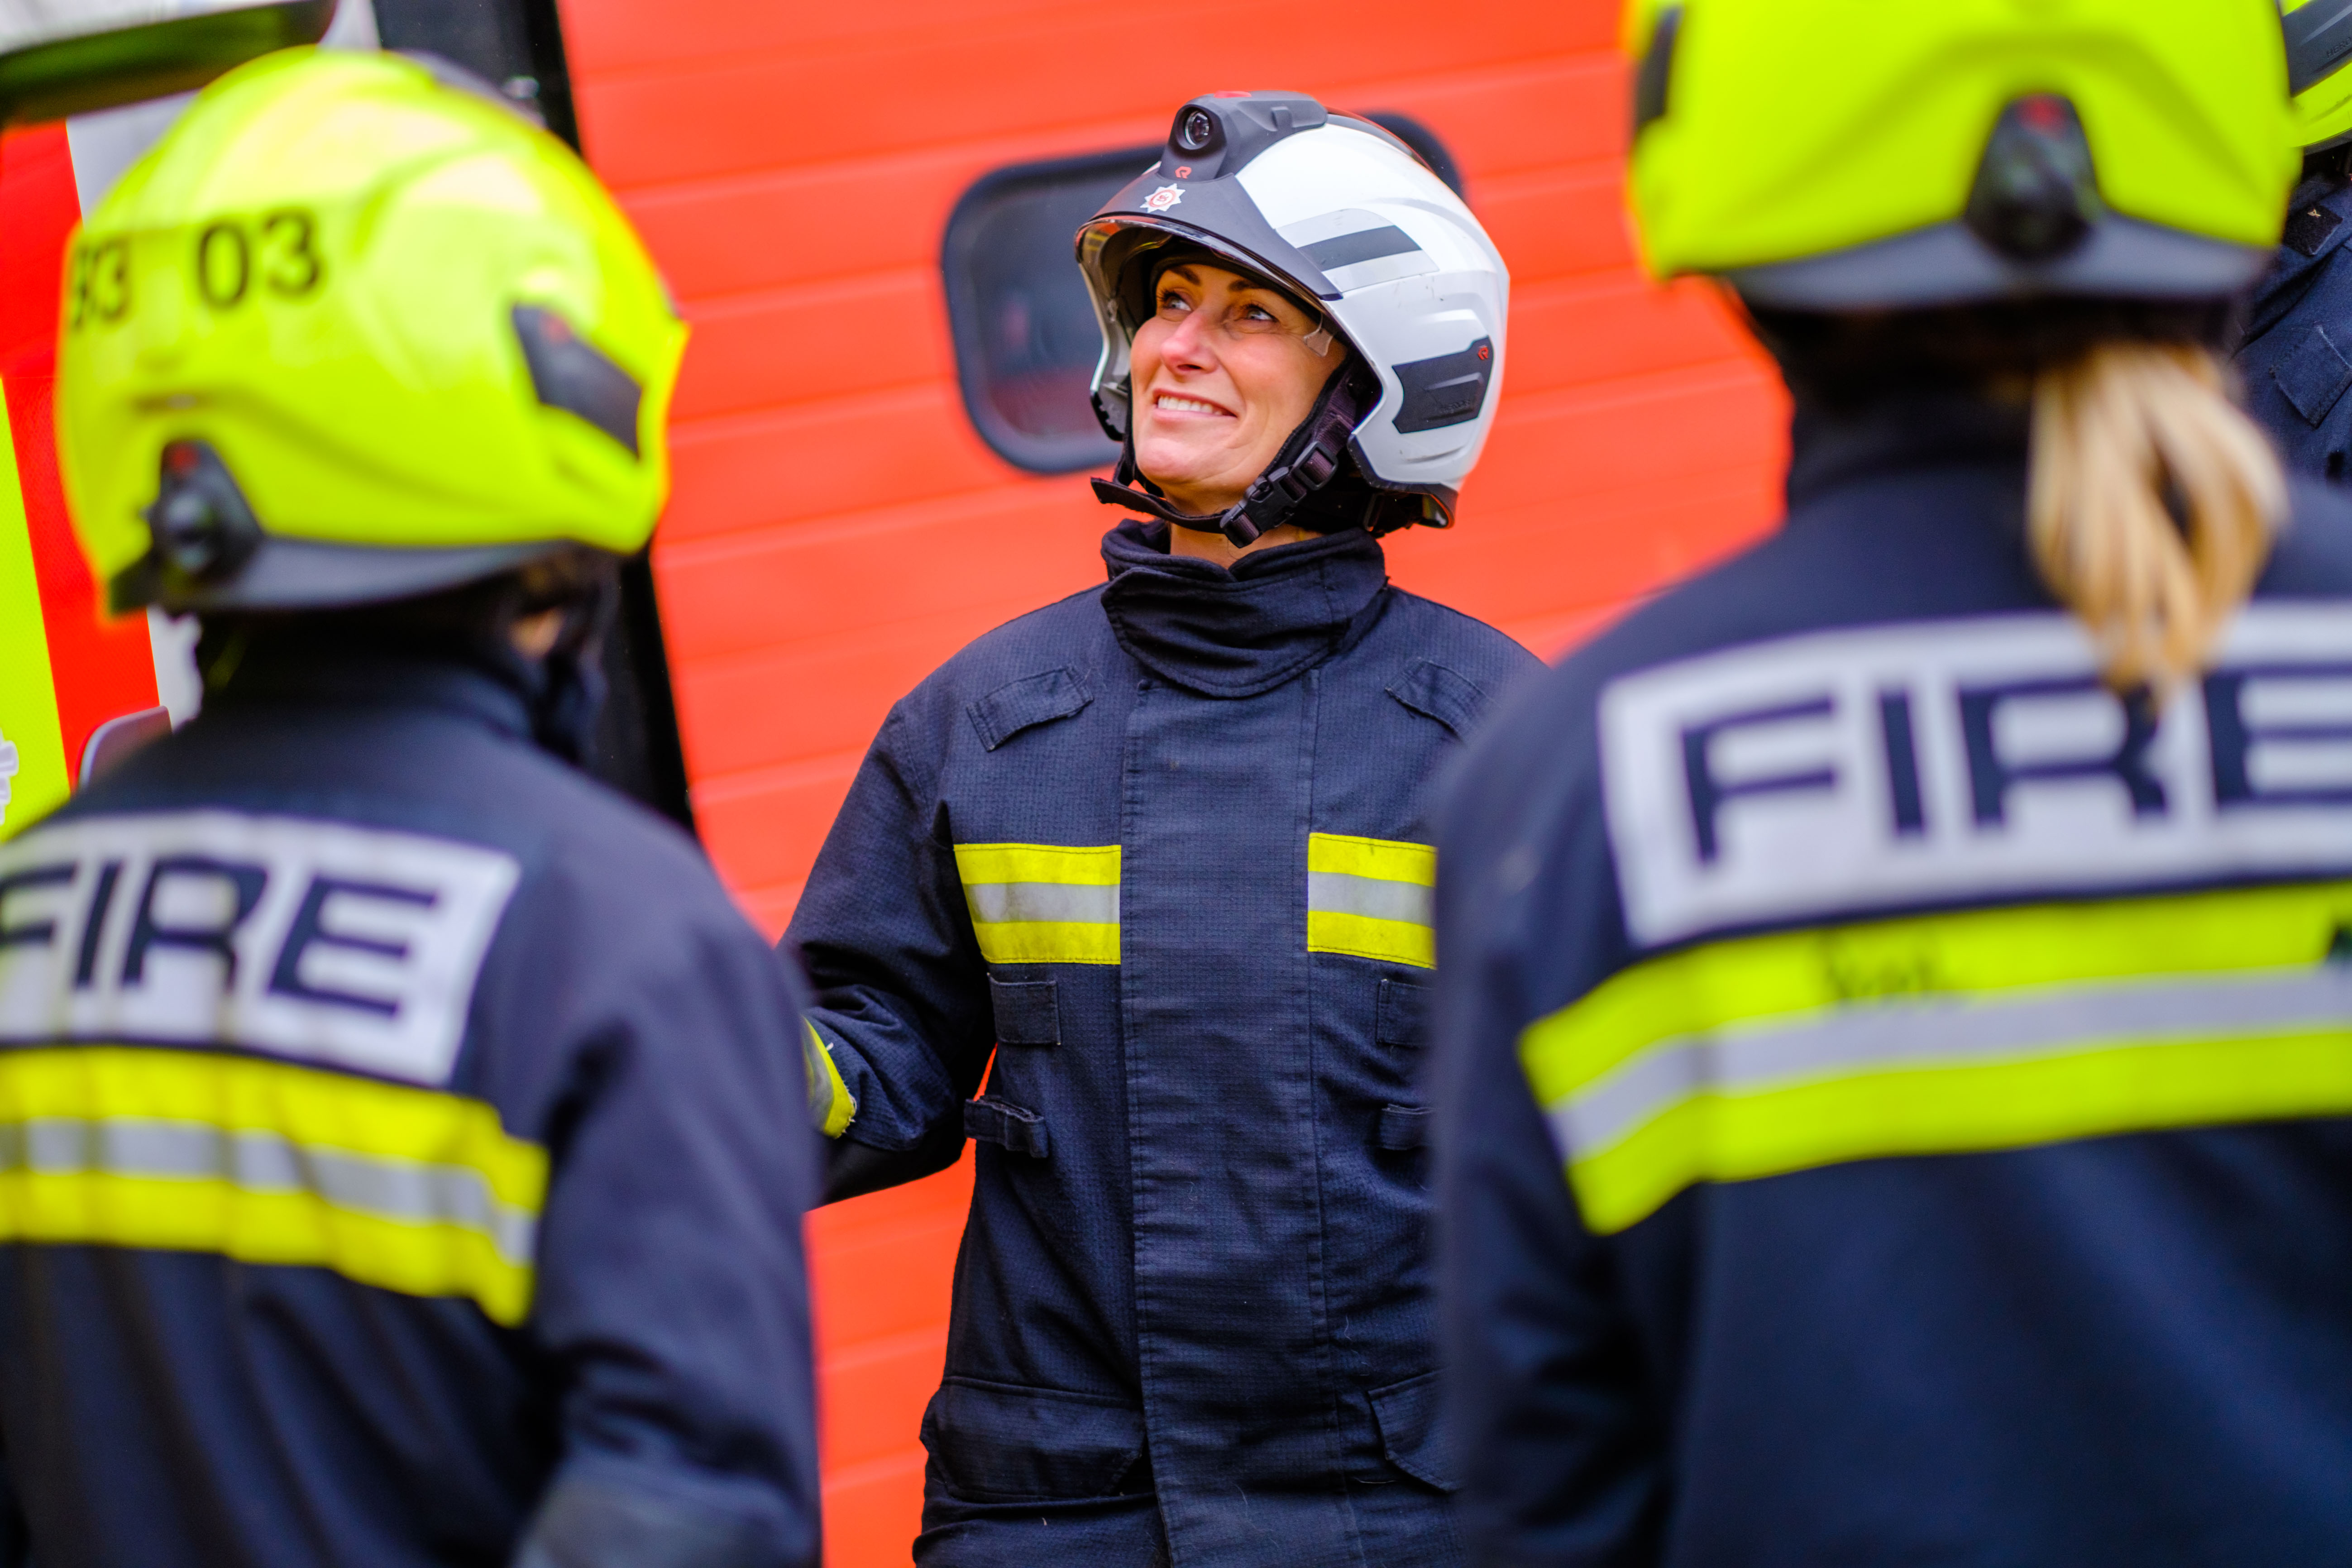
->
[1157, 292, 1191, 316]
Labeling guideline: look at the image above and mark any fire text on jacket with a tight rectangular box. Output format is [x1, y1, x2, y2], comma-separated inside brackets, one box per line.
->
[1601, 608, 2352, 947]
[0, 812, 519, 1084]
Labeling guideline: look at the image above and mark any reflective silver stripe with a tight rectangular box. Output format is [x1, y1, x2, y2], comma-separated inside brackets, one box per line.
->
[963, 881, 1120, 926]
[1300, 224, 1421, 270]
[0, 1117, 537, 1263]
[1306, 870, 1433, 927]
[1556, 965, 2352, 1159]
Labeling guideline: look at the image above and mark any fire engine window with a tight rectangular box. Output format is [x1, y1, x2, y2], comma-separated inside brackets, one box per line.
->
[942, 114, 1461, 475]
[942, 146, 1156, 474]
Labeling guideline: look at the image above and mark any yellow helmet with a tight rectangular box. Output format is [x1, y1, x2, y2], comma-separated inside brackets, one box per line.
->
[1624, 0, 2298, 309]
[57, 46, 687, 613]
[2287, 0, 2352, 151]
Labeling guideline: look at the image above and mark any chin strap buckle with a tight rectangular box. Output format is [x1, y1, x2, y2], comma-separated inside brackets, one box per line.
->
[1090, 363, 1378, 548]
[1219, 371, 1371, 545]
[1092, 365, 1377, 548]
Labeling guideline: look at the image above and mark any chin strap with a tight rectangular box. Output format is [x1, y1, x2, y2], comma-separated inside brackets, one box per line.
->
[1093, 363, 1379, 548]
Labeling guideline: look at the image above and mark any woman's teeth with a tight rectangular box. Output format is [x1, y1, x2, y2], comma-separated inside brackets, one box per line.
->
[1157, 395, 1230, 415]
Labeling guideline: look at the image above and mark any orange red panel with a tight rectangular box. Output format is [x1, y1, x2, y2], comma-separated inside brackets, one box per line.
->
[0, 124, 158, 788]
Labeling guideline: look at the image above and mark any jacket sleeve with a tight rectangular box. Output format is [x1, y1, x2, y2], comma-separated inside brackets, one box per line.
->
[782, 702, 997, 1200]
[509, 907, 824, 1568]
[1433, 774, 1667, 1567]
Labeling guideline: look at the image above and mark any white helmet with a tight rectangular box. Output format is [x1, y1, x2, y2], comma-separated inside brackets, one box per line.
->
[1077, 91, 1509, 546]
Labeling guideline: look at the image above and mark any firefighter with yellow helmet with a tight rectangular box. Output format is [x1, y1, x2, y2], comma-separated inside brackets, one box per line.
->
[1434, 1, 2352, 1561]
[0, 48, 822, 1568]
[2237, 0, 2352, 477]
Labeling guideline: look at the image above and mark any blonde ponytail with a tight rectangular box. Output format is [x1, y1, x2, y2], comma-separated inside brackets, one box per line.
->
[2028, 342, 2285, 692]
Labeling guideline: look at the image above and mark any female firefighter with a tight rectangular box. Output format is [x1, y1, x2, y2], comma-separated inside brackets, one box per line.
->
[787, 91, 1539, 1568]
[1434, 1, 2352, 1563]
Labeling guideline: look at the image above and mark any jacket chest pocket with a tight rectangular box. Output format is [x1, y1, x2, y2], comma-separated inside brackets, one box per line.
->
[923, 1377, 1147, 1501]
[1377, 977, 1427, 1050]
[989, 976, 1060, 1046]
[1375, 977, 1430, 1152]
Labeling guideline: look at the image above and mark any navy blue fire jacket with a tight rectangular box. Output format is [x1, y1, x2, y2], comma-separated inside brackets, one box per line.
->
[787, 520, 1539, 1568]
[0, 643, 822, 1568]
[1432, 391, 2352, 1566]
[2239, 172, 2352, 480]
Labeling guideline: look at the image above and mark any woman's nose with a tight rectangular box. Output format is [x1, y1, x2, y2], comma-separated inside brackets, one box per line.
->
[1161, 308, 1215, 368]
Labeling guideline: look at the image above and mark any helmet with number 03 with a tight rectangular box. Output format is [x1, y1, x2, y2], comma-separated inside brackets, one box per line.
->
[56, 45, 687, 614]
[2286, 0, 2352, 152]
[1077, 91, 1508, 545]
[1622, 0, 2296, 308]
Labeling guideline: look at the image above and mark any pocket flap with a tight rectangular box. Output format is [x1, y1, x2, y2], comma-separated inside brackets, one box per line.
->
[922, 1378, 1146, 1501]
[1377, 977, 1429, 1046]
[1367, 1371, 1460, 1493]
[2277, 322, 2352, 427]
[968, 668, 1092, 751]
[1386, 657, 1488, 739]
[988, 977, 1060, 1046]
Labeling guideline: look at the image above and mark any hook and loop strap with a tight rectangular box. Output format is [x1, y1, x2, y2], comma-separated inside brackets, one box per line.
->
[965, 1095, 1049, 1157]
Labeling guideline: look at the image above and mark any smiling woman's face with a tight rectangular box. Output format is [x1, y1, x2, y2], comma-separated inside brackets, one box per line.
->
[1128, 261, 1344, 521]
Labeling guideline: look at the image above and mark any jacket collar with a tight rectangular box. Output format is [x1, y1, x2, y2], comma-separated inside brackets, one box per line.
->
[206, 633, 538, 742]
[1098, 519, 1390, 698]
[1784, 387, 2031, 511]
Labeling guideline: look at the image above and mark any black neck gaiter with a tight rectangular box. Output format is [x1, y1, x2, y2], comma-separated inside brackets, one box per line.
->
[197, 573, 617, 765]
[1098, 519, 1390, 698]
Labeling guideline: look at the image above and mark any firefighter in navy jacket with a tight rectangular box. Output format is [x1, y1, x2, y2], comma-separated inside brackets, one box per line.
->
[0, 53, 820, 1568]
[789, 94, 1535, 1567]
[2240, 0, 2352, 480]
[1435, 5, 2352, 1564]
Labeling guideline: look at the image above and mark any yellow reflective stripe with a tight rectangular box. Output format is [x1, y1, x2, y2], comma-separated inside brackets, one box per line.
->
[1571, 1028, 2352, 1236]
[967, 920, 1121, 966]
[953, 843, 1121, 966]
[1521, 882, 2352, 1234]
[1307, 832, 1436, 886]
[0, 1047, 545, 1324]
[1307, 833, 1435, 968]
[1305, 912, 1436, 968]
[1524, 881, 2352, 1107]
[952, 843, 1120, 887]
[805, 1022, 856, 1139]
